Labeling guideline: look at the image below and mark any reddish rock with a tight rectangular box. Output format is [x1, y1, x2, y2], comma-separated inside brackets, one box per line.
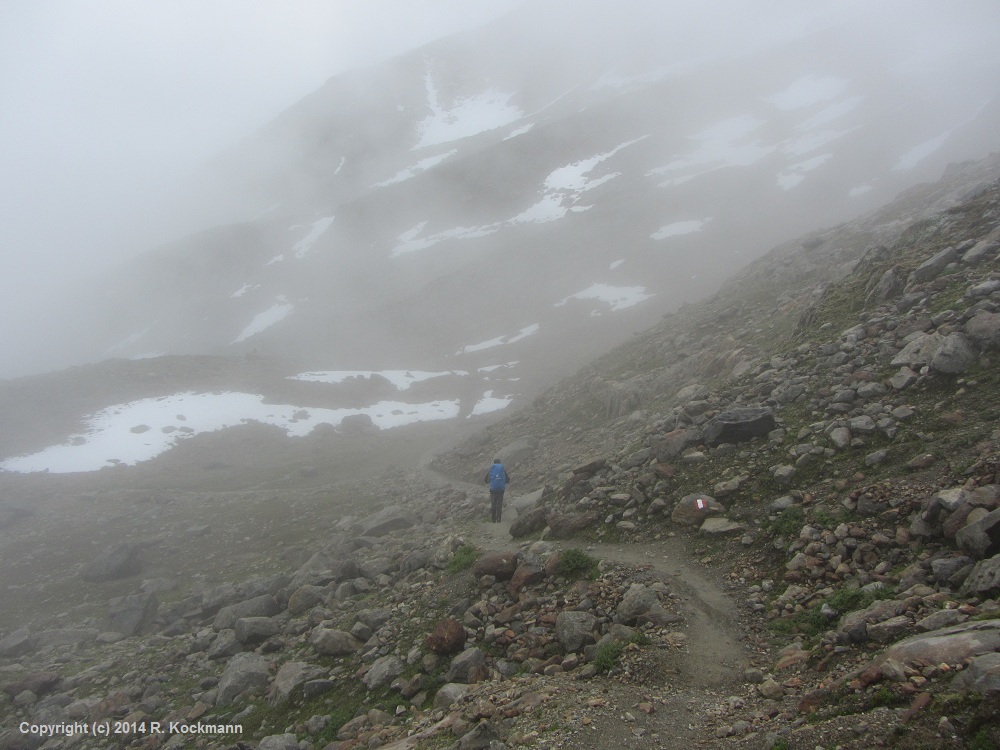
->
[508, 562, 545, 596]
[472, 551, 518, 580]
[424, 618, 466, 656]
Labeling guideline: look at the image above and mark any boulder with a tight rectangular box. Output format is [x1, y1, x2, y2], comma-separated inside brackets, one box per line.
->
[269, 662, 324, 706]
[555, 611, 597, 652]
[952, 652, 1000, 694]
[216, 653, 269, 706]
[960, 553, 1000, 596]
[509, 507, 547, 538]
[930, 333, 976, 374]
[955, 509, 1000, 559]
[213, 595, 280, 630]
[881, 621, 1000, 669]
[497, 436, 539, 465]
[257, 735, 299, 750]
[912, 246, 957, 282]
[81, 543, 142, 582]
[445, 648, 489, 684]
[310, 628, 363, 656]
[360, 506, 418, 537]
[671, 494, 725, 527]
[107, 592, 158, 636]
[472, 551, 518, 580]
[433, 682, 471, 709]
[616, 583, 658, 624]
[234, 616, 279, 646]
[424, 618, 466, 655]
[702, 407, 775, 446]
[362, 655, 404, 690]
[0, 627, 37, 658]
[508, 561, 545, 595]
[966, 311, 1000, 351]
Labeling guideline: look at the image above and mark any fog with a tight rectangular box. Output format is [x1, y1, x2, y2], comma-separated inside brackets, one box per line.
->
[2, 0, 1000, 380]
[0, 0, 521, 377]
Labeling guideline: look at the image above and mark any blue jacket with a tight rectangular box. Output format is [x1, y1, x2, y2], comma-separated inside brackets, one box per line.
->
[485, 463, 510, 491]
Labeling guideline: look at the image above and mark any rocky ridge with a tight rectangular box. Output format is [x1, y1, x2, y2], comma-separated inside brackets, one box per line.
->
[4, 155, 1000, 749]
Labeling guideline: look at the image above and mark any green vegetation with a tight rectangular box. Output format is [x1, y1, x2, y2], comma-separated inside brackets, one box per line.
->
[447, 544, 479, 574]
[592, 641, 625, 673]
[770, 506, 804, 537]
[556, 548, 601, 580]
[970, 727, 999, 750]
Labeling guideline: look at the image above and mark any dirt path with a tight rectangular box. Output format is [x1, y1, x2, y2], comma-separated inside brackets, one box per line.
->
[430, 473, 753, 748]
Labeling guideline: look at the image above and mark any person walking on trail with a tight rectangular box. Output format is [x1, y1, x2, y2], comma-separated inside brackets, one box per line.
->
[484, 459, 510, 523]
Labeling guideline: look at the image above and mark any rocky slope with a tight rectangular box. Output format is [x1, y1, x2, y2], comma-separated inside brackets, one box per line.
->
[4, 155, 1000, 750]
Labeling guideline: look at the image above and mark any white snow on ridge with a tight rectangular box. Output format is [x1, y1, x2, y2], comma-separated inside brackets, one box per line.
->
[765, 75, 848, 110]
[231, 283, 260, 299]
[849, 184, 873, 197]
[648, 115, 773, 186]
[292, 216, 335, 259]
[374, 150, 457, 187]
[289, 369, 466, 391]
[414, 72, 523, 149]
[800, 96, 863, 130]
[893, 131, 950, 171]
[555, 283, 652, 313]
[458, 325, 539, 354]
[469, 390, 513, 417]
[0, 391, 462, 474]
[651, 218, 711, 240]
[233, 299, 293, 344]
[504, 123, 534, 140]
[776, 153, 832, 190]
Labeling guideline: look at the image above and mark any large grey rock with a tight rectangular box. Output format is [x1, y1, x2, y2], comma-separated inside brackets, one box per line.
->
[362, 655, 404, 690]
[912, 246, 957, 282]
[216, 653, 269, 706]
[961, 553, 1000, 596]
[966, 311, 1000, 351]
[955, 510, 1000, 560]
[256, 733, 300, 750]
[310, 628, 363, 656]
[360, 505, 418, 537]
[702, 407, 775, 446]
[497, 436, 538, 464]
[81, 543, 142, 582]
[0, 626, 37, 658]
[213, 595, 280, 630]
[433, 682, 471, 709]
[234, 616, 279, 646]
[207, 629, 241, 660]
[881, 621, 1000, 668]
[866, 267, 904, 304]
[445, 648, 488, 684]
[891, 332, 941, 368]
[555, 611, 597, 652]
[962, 238, 999, 265]
[107, 592, 158, 636]
[930, 333, 976, 374]
[616, 583, 658, 624]
[952, 652, 1000, 694]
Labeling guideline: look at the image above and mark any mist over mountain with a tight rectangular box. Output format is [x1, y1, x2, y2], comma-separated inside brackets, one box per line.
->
[3, 1, 1000, 472]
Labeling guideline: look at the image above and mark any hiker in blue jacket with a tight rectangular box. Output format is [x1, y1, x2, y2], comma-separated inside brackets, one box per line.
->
[484, 459, 511, 523]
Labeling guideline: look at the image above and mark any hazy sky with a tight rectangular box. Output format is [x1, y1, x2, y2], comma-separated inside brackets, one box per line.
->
[0, 0, 520, 340]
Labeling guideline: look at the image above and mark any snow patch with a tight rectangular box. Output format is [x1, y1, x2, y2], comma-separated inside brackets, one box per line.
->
[0, 392, 461, 474]
[893, 131, 951, 171]
[233, 299, 293, 343]
[648, 115, 773, 186]
[849, 184, 873, 197]
[609, 259, 625, 270]
[374, 150, 457, 187]
[231, 283, 260, 298]
[414, 72, 523, 149]
[458, 324, 539, 355]
[765, 75, 848, 110]
[555, 283, 653, 313]
[651, 218, 712, 240]
[292, 216, 335, 259]
[776, 154, 833, 190]
[504, 123, 534, 140]
[468, 390, 513, 417]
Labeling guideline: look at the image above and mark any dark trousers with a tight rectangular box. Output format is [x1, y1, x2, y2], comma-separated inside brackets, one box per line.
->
[490, 490, 505, 522]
